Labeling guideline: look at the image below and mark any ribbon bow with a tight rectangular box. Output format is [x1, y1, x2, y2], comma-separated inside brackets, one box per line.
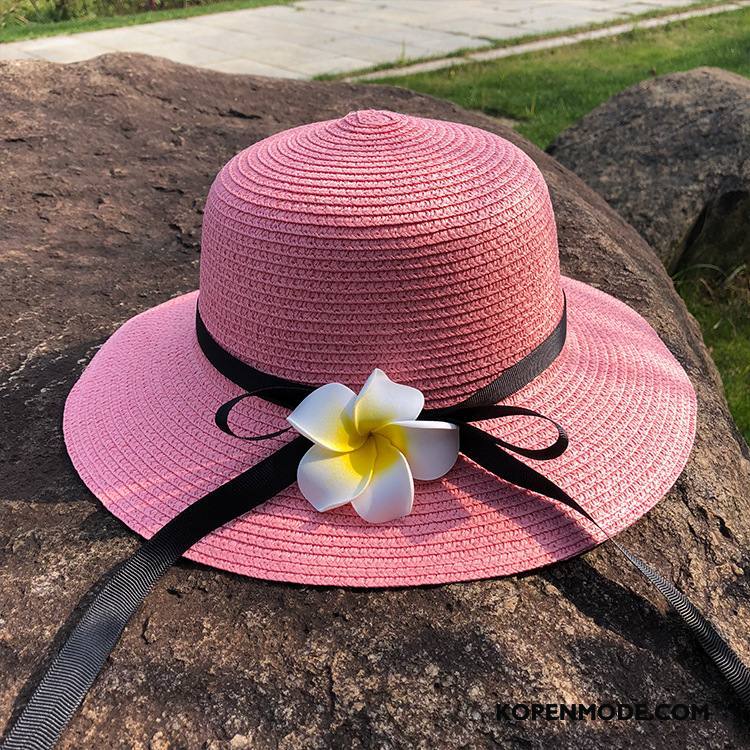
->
[214, 368, 576, 524]
[1, 307, 747, 750]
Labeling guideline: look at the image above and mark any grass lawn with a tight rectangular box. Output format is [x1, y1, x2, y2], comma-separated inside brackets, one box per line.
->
[377, 7, 750, 148]
[381, 7, 750, 441]
[0, 0, 290, 43]
[679, 277, 750, 439]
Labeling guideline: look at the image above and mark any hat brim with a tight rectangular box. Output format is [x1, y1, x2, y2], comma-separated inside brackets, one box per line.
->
[63, 277, 696, 586]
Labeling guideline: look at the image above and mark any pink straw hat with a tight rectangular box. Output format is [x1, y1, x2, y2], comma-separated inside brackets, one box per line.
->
[63, 110, 696, 587]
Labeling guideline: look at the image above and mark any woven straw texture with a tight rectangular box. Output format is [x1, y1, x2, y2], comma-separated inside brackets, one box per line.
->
[63, 111, 696, 586]
[198, 110, 563, 406]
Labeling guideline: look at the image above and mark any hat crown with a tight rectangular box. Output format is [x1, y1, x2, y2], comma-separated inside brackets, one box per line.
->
[198, 110, 563, 405]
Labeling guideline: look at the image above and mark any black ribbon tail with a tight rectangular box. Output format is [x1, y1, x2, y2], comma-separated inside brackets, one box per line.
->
[0, 437, 309, 750]
[614, 542, 750, 708]
[4, 414, 750, 750]
[6, 288, 746, 750]
[459, 422, 750, 712]
[458, 423, 584, 515]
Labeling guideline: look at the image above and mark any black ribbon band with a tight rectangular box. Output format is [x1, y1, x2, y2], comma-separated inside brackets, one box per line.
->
[196, 297, 568, 413]
[3, 300, 749, 750]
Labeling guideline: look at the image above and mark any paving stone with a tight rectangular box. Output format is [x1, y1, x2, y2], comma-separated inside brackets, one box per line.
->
[16, 39, 112, 63]
[121, 18, 213, 38]
[0, 44, 35, 60]
[74, 27, 184, 48]
[125, 40, 235, 66]
[353, 1, 748, 81]
[202, 57, 304, 77]
[0, 0, 728, 78]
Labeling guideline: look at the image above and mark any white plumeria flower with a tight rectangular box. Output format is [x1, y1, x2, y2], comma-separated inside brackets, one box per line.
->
[287, 369, 460, 524]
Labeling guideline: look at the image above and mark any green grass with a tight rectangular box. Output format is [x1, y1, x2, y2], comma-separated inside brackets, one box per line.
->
[381, 8, 750, 441]
[678, 271, 750, 441]
[0, 0, 290, 43]
[316, 0, 733, 82]
[378, 7, 750, 148]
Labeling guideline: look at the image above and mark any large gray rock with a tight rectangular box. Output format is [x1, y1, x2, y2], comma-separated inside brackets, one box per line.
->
[549, 67, 750, 273]
[1, 54, 749, 750]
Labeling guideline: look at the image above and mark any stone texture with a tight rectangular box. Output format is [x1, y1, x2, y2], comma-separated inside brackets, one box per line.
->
[1, 54, 749, 750]
[549, 67, 750, 273]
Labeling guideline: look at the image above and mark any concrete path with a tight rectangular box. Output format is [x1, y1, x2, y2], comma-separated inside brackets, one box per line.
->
[0, 0, 721, 79]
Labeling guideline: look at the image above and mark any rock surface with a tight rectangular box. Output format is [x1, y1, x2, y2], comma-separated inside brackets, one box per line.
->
[1, 54, 749, 750]
[549, 67, 750, 273]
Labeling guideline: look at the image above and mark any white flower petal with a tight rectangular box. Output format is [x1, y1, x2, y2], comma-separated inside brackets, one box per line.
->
[287, 382, 364, 452]
[352, 368, 425, 435]
[351, 435, 414, 523]
[297, 438, 377, 512]
[376, 420, 460, 481]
